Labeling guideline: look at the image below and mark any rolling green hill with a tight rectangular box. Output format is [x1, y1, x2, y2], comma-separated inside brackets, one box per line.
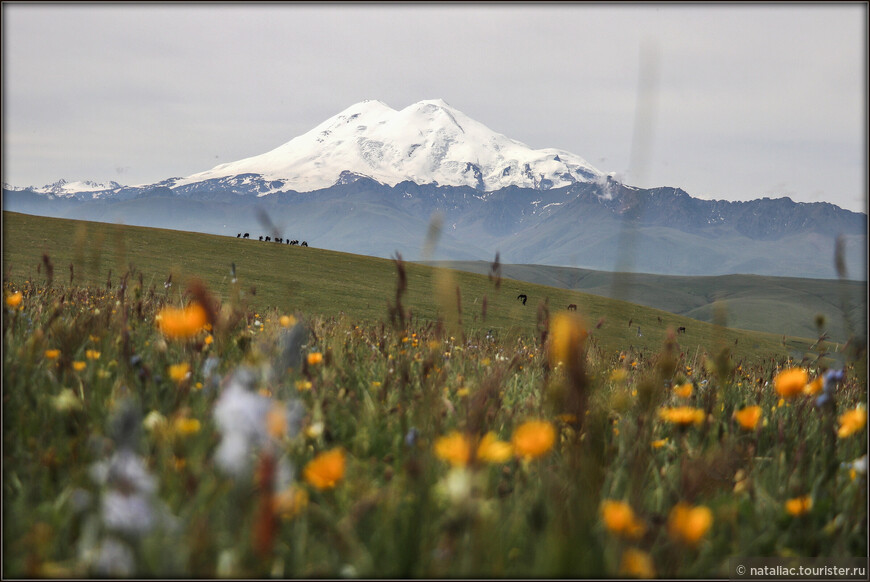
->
[1, 211, 836, 365]
[421, 260, 866, 344]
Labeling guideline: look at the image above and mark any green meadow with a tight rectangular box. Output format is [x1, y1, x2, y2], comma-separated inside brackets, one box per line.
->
[2, 210, 867, 578]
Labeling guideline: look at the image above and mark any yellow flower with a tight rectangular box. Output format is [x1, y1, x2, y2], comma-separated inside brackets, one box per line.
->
[668, 502, 713, 546]
[476, 432, 513, 464]
[734, 406, 762, 431]
[511, 420, 556, 460]
[72, 361, 87, 372]
[548, 312, 587, 367]
[803, 376, 824, 395]
[295, 380, 313, 391]
[434, 432, 471, 467]
[620, 548, 656, 579]
[173, 417, 201, 435]
[44, 349, 61, 360]
[168, 362, 191, 384]
[785, 495, 813, 516]
[658, 406, 705, 427]
[85, 349, 100, 360]
[204, 335, 213, 345]
[651, 438, 668, 449]
[609, 369, 628, 383]
[5, 291, 23, 308]
[279, 315, 296, 328]
[674, 382, 693, 399]
[303, 448, 346, 490]
[156, 302, 208, 339]
[307, 352, 323, 366]
[600, 500, 646, 539]
[774, 367, 808, 399]
[275, 486, 309, 519]
[837, 408, 867, 439]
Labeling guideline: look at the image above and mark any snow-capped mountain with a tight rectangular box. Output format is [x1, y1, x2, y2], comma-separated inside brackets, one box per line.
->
[4, 178, 123, 197]
[173, 99, 605, 193]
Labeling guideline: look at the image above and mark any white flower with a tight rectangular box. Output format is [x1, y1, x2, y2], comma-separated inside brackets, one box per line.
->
[93, 537, 135, 577]
[89, 450, 156, 495]
[101, 491, 155, 536]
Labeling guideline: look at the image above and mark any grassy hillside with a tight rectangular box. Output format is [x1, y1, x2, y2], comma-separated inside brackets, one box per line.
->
[422, 260, 866, 344]
[3, 211, 866, 578]
[2, 211, 835, 364]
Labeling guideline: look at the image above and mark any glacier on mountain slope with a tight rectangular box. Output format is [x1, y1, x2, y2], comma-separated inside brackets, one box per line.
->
[173, 99, 605, 193]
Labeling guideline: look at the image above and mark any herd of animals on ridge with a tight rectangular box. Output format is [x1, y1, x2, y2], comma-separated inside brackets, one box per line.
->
[232, 234, 689, 335]
[237, 232, 307, 246]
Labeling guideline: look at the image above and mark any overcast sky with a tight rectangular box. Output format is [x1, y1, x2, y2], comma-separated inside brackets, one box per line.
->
[2, 3, 867, 212]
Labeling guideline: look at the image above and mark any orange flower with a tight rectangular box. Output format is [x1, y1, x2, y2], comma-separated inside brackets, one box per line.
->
[275, 486, 309, 519]
[5, 291, 23, 308]
[651, 438, 668, 449]
[785, 495, 813, 516]
[476, 432, 513, 464]
[601, 500, 646, 539]
[44, 349, 61, 360]
[307, 352, 323, 366]
[658, 406, 705, 427]
[85, 349, 100, 360]
[434, 432, 471, 467]
[548, 312, 587, 368]
[668, 502, 713, 546]
[774, 367, 808, 399]
[266, 403, 288, 439]
[734, 406, 762, 431]
[837, 408, 867, 439]
[511, 420, 556, 460]
[674, 382, 693, 399]
[279, 315, 296, 328]
[803, 376, 824, 396]
[156, 302, 208, 339]
[72, 361, 87, 372]
[620, 548, 656, 578]
[303, 448, 346, 490]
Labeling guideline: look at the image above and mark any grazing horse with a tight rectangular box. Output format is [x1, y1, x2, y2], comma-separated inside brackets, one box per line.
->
[243, 233, 250, 239]
[678, 326, 686, 334]
[237, 233, 241, 238]
[265, 236, 271, 242]
[259, 236, 264, 241]
[567, 304, 577, 311]
[301, 241, 308, 247]
[517, 294, 527, 305]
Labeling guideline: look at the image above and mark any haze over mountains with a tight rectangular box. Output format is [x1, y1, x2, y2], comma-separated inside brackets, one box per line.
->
[4, 99, 866, 280]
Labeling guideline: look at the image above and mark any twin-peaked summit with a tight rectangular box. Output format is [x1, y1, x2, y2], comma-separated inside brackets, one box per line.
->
[175, 99, 605, 193]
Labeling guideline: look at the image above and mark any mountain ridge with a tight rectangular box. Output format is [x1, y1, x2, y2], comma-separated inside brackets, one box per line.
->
[3, 99, 865, 280]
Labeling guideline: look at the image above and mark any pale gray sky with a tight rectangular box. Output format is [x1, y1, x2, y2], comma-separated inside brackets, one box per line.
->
[2, 2, 867, 212]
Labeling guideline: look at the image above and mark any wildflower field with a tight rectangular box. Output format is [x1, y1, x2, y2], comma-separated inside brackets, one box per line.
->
[2, 212, 867, 577]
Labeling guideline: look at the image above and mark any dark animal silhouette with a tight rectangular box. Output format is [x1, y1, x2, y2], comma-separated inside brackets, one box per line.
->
[265, 236, 271, 242]
[637, 326, 642, 337]
[243, 233, 250, 239]
[628, 318, 633, 328]
[517, 294, 527, 305]
[657, 316, 662, 324]
[237, 233, 241, 238]
[678, 326, 686, 334]
[259, 236, 263, 241]
[301, 241, 308, 247]
[567, 304, 577, 311]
